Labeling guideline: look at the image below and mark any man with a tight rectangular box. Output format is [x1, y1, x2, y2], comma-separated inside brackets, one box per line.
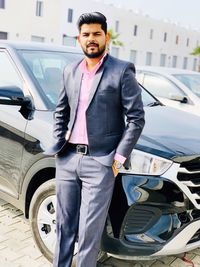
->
[45, 12, 145, 267]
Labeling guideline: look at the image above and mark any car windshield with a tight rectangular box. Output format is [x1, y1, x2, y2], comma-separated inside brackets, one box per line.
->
[19, 49, 157, 108]
[173, 74, 200, 98]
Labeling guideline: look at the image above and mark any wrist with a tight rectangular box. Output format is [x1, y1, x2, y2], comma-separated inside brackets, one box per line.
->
[113, 160, 123, 170]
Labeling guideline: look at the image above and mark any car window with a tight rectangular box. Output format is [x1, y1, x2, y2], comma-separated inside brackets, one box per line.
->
[173, 74, 200, 98]
[19, 50, 82, 105]
[143, 73, 185, 99]
[140, 86, 158, 106]
[135, 72, 144, 84]
[0, 51, 23, 93]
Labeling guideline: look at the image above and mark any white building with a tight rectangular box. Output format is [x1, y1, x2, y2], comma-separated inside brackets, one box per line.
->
[0, 0, 199, 70]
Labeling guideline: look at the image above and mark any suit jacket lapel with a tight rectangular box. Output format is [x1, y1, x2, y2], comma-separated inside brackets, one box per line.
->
[87, 66, 104, 108]
[73, 67, 82, 110]
[87, 54, 111, 108]
[68, 67, 82, 130]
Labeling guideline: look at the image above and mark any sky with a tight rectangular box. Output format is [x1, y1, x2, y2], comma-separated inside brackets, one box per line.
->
[102, 0, 200, 30]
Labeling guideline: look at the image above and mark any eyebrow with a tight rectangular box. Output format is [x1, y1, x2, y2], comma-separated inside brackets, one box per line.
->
[81, 31, 102, 34]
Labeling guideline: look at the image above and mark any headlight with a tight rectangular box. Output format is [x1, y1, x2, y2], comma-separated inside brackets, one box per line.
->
[122, 149, 173, 176]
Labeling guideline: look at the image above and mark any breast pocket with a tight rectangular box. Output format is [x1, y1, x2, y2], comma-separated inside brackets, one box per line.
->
[98, 86, 116, 95]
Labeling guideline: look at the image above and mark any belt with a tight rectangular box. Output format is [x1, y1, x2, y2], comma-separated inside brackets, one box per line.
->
[68, 143, 89, 155]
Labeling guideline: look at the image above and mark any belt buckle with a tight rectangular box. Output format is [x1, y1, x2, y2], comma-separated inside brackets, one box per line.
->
[76, 145, 87, 155]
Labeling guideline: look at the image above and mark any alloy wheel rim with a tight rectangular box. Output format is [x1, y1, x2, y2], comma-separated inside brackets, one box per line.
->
[37, 195, 78, 255]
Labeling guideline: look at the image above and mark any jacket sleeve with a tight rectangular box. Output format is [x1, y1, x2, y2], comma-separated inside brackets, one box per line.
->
[53, 67, 70, 143]
[115, 63, 145, 159]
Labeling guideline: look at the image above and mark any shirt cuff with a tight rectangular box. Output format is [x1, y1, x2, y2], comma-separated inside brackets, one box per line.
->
[114, 153, 126, 164]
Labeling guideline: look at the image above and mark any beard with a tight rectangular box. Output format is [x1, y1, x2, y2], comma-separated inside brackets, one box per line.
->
[82, 43, 106, 58]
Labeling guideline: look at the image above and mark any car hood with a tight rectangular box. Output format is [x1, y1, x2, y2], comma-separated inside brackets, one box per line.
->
[37, 107, 200, 162]
[135, 106, 200, 160]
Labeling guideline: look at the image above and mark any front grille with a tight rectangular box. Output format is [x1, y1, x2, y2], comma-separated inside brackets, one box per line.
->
[177, 172, 200, 185]
[176, 159, 200, 209]
[187, 229, 200, 244]
[180, 158, 200, 172]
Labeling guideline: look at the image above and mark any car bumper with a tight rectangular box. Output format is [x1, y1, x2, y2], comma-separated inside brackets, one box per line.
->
[103, 158, 200, 259]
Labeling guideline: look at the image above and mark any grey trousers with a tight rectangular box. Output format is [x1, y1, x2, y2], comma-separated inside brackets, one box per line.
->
[53, 151, 115, 267]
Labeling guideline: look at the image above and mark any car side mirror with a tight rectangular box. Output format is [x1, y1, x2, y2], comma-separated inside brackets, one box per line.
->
[169, 93, 188, 104]
[180, 96, 188, 104]
[0, 85, 29, 106]
[0, 85, 34, 120]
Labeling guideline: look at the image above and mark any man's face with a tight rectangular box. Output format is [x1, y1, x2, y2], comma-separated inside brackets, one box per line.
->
[78, 23, 110, 58]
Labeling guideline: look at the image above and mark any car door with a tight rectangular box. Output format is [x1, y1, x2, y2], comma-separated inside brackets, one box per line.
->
[0, 49, 27, 198]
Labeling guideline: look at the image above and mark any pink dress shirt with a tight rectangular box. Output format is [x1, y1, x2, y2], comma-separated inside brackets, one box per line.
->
[69, 54, 126, 164]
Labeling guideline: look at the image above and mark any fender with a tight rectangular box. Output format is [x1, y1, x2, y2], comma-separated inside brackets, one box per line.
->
[20, 156, 56, 213]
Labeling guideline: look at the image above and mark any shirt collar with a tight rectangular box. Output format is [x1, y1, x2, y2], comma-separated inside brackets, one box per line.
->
[80, 53, 108, 75]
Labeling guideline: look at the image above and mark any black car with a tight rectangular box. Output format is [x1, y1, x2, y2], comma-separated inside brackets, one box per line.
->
[1, 41, 200, 263]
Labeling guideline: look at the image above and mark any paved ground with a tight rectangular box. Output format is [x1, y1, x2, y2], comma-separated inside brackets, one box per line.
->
[0, 198, 200, 267]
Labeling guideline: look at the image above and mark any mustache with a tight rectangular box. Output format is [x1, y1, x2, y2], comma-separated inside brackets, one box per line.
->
[87, 42, 99, 47]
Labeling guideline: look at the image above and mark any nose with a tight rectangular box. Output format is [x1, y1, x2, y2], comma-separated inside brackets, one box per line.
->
[88, 34, 96, 42]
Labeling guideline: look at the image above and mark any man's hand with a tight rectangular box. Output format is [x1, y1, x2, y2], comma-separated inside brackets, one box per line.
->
[112, 160, 122, 177]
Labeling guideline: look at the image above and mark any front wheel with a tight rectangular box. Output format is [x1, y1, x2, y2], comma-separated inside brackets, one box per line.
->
[29, 179, 56, 262]
[29, 179, 107, 263]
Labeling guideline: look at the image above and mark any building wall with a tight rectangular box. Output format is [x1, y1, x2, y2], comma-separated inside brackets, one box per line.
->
[0, 0, 62, 43]
[0, 0, 199, 70]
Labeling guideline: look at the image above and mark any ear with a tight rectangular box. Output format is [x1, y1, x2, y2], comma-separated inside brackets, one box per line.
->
[106, 32, 110, 45]
[77, 35, 81, 44]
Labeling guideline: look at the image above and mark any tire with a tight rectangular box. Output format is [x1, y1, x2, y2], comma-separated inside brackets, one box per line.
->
[29, 179, 107, 263]
[29, 179, 57, 262]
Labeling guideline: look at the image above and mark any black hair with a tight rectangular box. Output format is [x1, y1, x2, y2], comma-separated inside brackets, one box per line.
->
[77, 12, 107, 34]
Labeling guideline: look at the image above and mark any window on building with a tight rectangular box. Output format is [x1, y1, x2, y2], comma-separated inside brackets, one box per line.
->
[172, 55, 177, 68]
[36, 1, 43, 17]
[130, 50, 137, 64]
[68, 8, 73, 23]
[0, 0, 5, 8]
[115, 20, 119, 33]
[133, 25, 138, 36]
[63, 35, 76, 47]
[193, 58, 197, 71]
[31, 35, 45, 42]
[164, 32, 167, 42]
[160, 54, 166, 67]
[175, 35, 179, 45]
[149, 29, 153, 40]
[146, 52, 152, 66]
[111, 47, 119, 58]
[183, 57, 188, 69]
[0, 31, 8, 39]
[186, 38, 190, 47]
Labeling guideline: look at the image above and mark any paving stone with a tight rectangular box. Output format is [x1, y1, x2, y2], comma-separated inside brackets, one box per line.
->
[170, 257, 195, 267]
[150, 262, 174, 267]
[132, 260, 156, 267]
[35, 256, 52, 266]
[192, 248, 200, 256]
[19, 245, 43, 260]
[135, 262, 152, 267]
[0, 247, 25, 262]
[153, 256, 176, 265]
[104, 257, 134, 266]
[13, 255, 46, 267]
[191, 255, 200, 267]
